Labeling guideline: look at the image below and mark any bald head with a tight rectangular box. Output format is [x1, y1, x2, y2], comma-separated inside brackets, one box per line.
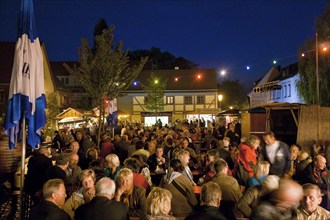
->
[314, 155, 326, 170]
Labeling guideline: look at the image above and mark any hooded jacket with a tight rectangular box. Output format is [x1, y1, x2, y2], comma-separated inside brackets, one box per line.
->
[160, 171, 198, 217]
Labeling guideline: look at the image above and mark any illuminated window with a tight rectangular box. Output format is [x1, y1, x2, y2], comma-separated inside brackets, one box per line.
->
[184, 96, 192, 104]
[166, 96, 174, 104]
[196, 96, 205, 104]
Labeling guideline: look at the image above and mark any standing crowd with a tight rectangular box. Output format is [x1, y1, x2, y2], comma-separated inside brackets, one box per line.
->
[2, 119, 330, 220]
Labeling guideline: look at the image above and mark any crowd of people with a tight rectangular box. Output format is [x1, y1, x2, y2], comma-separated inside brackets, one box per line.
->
[1, 118, 330, 220]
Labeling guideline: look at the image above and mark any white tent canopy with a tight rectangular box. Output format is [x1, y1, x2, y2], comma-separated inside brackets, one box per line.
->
[58, 116, 84, 123]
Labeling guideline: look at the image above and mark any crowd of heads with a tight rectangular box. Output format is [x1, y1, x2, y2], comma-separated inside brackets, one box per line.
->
[21, 122, 330, 219]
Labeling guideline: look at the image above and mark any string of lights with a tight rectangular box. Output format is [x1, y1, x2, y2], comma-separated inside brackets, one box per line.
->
[131, 44, 329, 86]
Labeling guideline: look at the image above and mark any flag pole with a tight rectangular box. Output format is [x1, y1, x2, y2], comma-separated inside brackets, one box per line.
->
[19, 116, 26, 220]
[4, 0, 47, 217]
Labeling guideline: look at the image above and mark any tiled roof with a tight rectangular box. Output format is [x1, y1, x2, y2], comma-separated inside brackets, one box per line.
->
[50, 61, 75, 76]
[50, 60, 218, 92]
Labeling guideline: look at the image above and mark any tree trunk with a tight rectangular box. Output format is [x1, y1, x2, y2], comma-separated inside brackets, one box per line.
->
[97, 99, 102, 148]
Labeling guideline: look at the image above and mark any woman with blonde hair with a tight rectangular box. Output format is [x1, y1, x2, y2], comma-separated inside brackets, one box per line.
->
[115, 168, 147, 218]
[142, 187, 176, 220]
[247, 161, 270, 187]
[63, 169, 96, 219]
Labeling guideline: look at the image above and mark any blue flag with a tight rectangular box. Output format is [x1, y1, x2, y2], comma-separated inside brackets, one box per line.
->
[4, 0, 47, 149]
[107, 98, 118, 126]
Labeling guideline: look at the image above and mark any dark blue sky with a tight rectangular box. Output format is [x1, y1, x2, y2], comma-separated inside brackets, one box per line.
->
[1, 0, 329, 89]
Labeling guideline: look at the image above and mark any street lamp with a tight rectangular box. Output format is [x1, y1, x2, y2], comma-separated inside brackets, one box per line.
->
[218, 94, 223, 110]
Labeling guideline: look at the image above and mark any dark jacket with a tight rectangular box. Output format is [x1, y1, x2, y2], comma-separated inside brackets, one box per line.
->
[185, 205, 227, 220]
[25, 154, 52, 194]
[29, 200, 70, 220]
[217, 147, 234, 169]
[263, 141, 291, 177]
[293, 159, 311, 183]
[115, 140, 130, 165]
[78, 139, 95, 169]
[146, 153, 168, 172]
[303, 162, 330, 190]
[45, 165, 66, 182]
[75, 196, 129, 220]
[52, 134, 64, 150]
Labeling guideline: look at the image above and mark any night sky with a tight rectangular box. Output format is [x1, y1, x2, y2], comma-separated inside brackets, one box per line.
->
[1, 0, 329, 89]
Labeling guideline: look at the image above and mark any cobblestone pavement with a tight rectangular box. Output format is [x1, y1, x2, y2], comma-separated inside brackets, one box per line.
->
[0, 186, 30, 220]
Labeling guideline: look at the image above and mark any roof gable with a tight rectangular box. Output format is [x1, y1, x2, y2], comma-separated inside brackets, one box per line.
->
[256, 66, 281, 86]
[56, 107, 84, 119]
[50, 61, 76, 76]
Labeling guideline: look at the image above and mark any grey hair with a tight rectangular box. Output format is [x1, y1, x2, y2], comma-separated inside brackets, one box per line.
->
[105, 154, 120, 167]
[95, 177, 116, 198]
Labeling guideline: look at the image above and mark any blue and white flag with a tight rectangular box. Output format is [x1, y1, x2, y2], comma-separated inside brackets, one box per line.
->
[4, 0, 47, 149]
[107, 98, 118, 126]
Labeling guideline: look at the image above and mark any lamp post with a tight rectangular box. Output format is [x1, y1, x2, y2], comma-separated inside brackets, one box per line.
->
[218, 94, 223, 111]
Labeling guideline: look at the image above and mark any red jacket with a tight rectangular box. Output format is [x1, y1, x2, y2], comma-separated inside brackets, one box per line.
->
[235, 143, 257, 177]
[133, 172, 150, 192]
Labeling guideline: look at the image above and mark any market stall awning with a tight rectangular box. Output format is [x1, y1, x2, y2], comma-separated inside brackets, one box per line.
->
[185, 108, 221, 115]
[218, 109, 240, 116]
[58, 116, 84, 123]
[56, 107, 84, 120]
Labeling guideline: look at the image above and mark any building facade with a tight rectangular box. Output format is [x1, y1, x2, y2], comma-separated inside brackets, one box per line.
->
[120, 69, 219, 124]
[248, 64, 305, 108]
